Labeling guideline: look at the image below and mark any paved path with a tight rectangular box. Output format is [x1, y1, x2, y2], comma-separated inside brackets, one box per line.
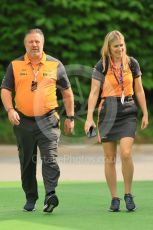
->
[0, 144, 153, 181]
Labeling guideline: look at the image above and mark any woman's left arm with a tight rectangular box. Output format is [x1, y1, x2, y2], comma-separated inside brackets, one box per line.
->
[134, 77, 149, 129]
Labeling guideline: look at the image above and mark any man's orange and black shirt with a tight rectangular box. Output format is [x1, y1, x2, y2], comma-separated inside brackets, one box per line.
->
[1, 52, 70, 116]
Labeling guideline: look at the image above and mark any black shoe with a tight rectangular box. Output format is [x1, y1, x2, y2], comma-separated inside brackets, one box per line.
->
[109, 197, 120, 212]
[43, 194, 59, 213]
[23, 200, 36, 211]
[124, 193, 136, 211]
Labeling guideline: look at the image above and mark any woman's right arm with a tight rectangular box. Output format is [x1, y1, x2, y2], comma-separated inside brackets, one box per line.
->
[84, 79, 101, 133]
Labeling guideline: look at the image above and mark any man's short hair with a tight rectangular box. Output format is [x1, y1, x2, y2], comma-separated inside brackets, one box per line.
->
[24, 28, 44, 43]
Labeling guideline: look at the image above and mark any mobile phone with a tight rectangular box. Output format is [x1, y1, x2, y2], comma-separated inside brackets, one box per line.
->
[87, 126, 97, 138]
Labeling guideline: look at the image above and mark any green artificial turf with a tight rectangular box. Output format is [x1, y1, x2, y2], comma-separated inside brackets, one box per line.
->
[0, 181, 153, 230]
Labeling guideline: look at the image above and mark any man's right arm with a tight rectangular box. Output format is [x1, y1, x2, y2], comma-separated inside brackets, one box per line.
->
[1, 63, 20, 125]
[1, 89, 14, 113]
[1, 62, 15, 112]
[1, 88, 20, 125]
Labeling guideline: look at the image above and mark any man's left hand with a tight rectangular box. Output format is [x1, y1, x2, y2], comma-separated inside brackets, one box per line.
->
[64, 119, 74, 134]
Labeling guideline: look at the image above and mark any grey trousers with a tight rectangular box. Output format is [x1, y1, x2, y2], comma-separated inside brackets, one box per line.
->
[13, 111, 60, 201]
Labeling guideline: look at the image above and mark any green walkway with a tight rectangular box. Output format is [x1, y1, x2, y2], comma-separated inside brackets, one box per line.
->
[0, 181, 152, 230]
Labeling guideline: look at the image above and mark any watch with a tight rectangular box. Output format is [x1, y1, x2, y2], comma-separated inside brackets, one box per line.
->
[66, 115, 74, 121]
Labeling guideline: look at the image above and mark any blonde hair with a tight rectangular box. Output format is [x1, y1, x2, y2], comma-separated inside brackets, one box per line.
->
[101, 30, 129, 71]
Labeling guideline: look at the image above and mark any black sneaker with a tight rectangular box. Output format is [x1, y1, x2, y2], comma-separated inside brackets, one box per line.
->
[23, 200, 36, 211]
[124, 193, 136, 211]
[109, 197, 120, 212]
[43, 194, 59, 213]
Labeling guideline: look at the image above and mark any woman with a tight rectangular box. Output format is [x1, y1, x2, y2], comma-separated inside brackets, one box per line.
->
[85, 30, 148, 212]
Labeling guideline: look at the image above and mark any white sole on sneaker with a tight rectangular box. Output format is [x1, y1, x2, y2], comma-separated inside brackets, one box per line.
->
[43, 194, 59, 213]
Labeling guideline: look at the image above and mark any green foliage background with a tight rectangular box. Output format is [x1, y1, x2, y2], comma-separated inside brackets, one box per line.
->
[0, 0, 153, 143]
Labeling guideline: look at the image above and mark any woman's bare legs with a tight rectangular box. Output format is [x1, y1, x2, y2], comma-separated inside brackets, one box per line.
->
[119, 137, 136, 211]
[102, 141, 118, 198]
[119, 137, 134, 194]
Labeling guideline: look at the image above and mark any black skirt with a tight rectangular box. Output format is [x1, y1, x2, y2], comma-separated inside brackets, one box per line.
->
[98, 97, 138, 142]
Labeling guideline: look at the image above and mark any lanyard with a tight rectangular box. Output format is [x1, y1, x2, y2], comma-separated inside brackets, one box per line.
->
[29, 63, 41, 91]
[29, 63, 41, 82]
[112, 63, 124, 91]
[112, 63, 125, 104]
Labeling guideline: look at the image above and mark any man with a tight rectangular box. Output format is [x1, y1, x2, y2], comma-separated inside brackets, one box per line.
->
[1, 28, 74, 213]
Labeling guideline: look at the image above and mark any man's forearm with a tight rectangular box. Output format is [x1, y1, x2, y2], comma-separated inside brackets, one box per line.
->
[1, 89, 14, 112]
[64, 95, 74, 116]
[62, 88, 74, 116]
